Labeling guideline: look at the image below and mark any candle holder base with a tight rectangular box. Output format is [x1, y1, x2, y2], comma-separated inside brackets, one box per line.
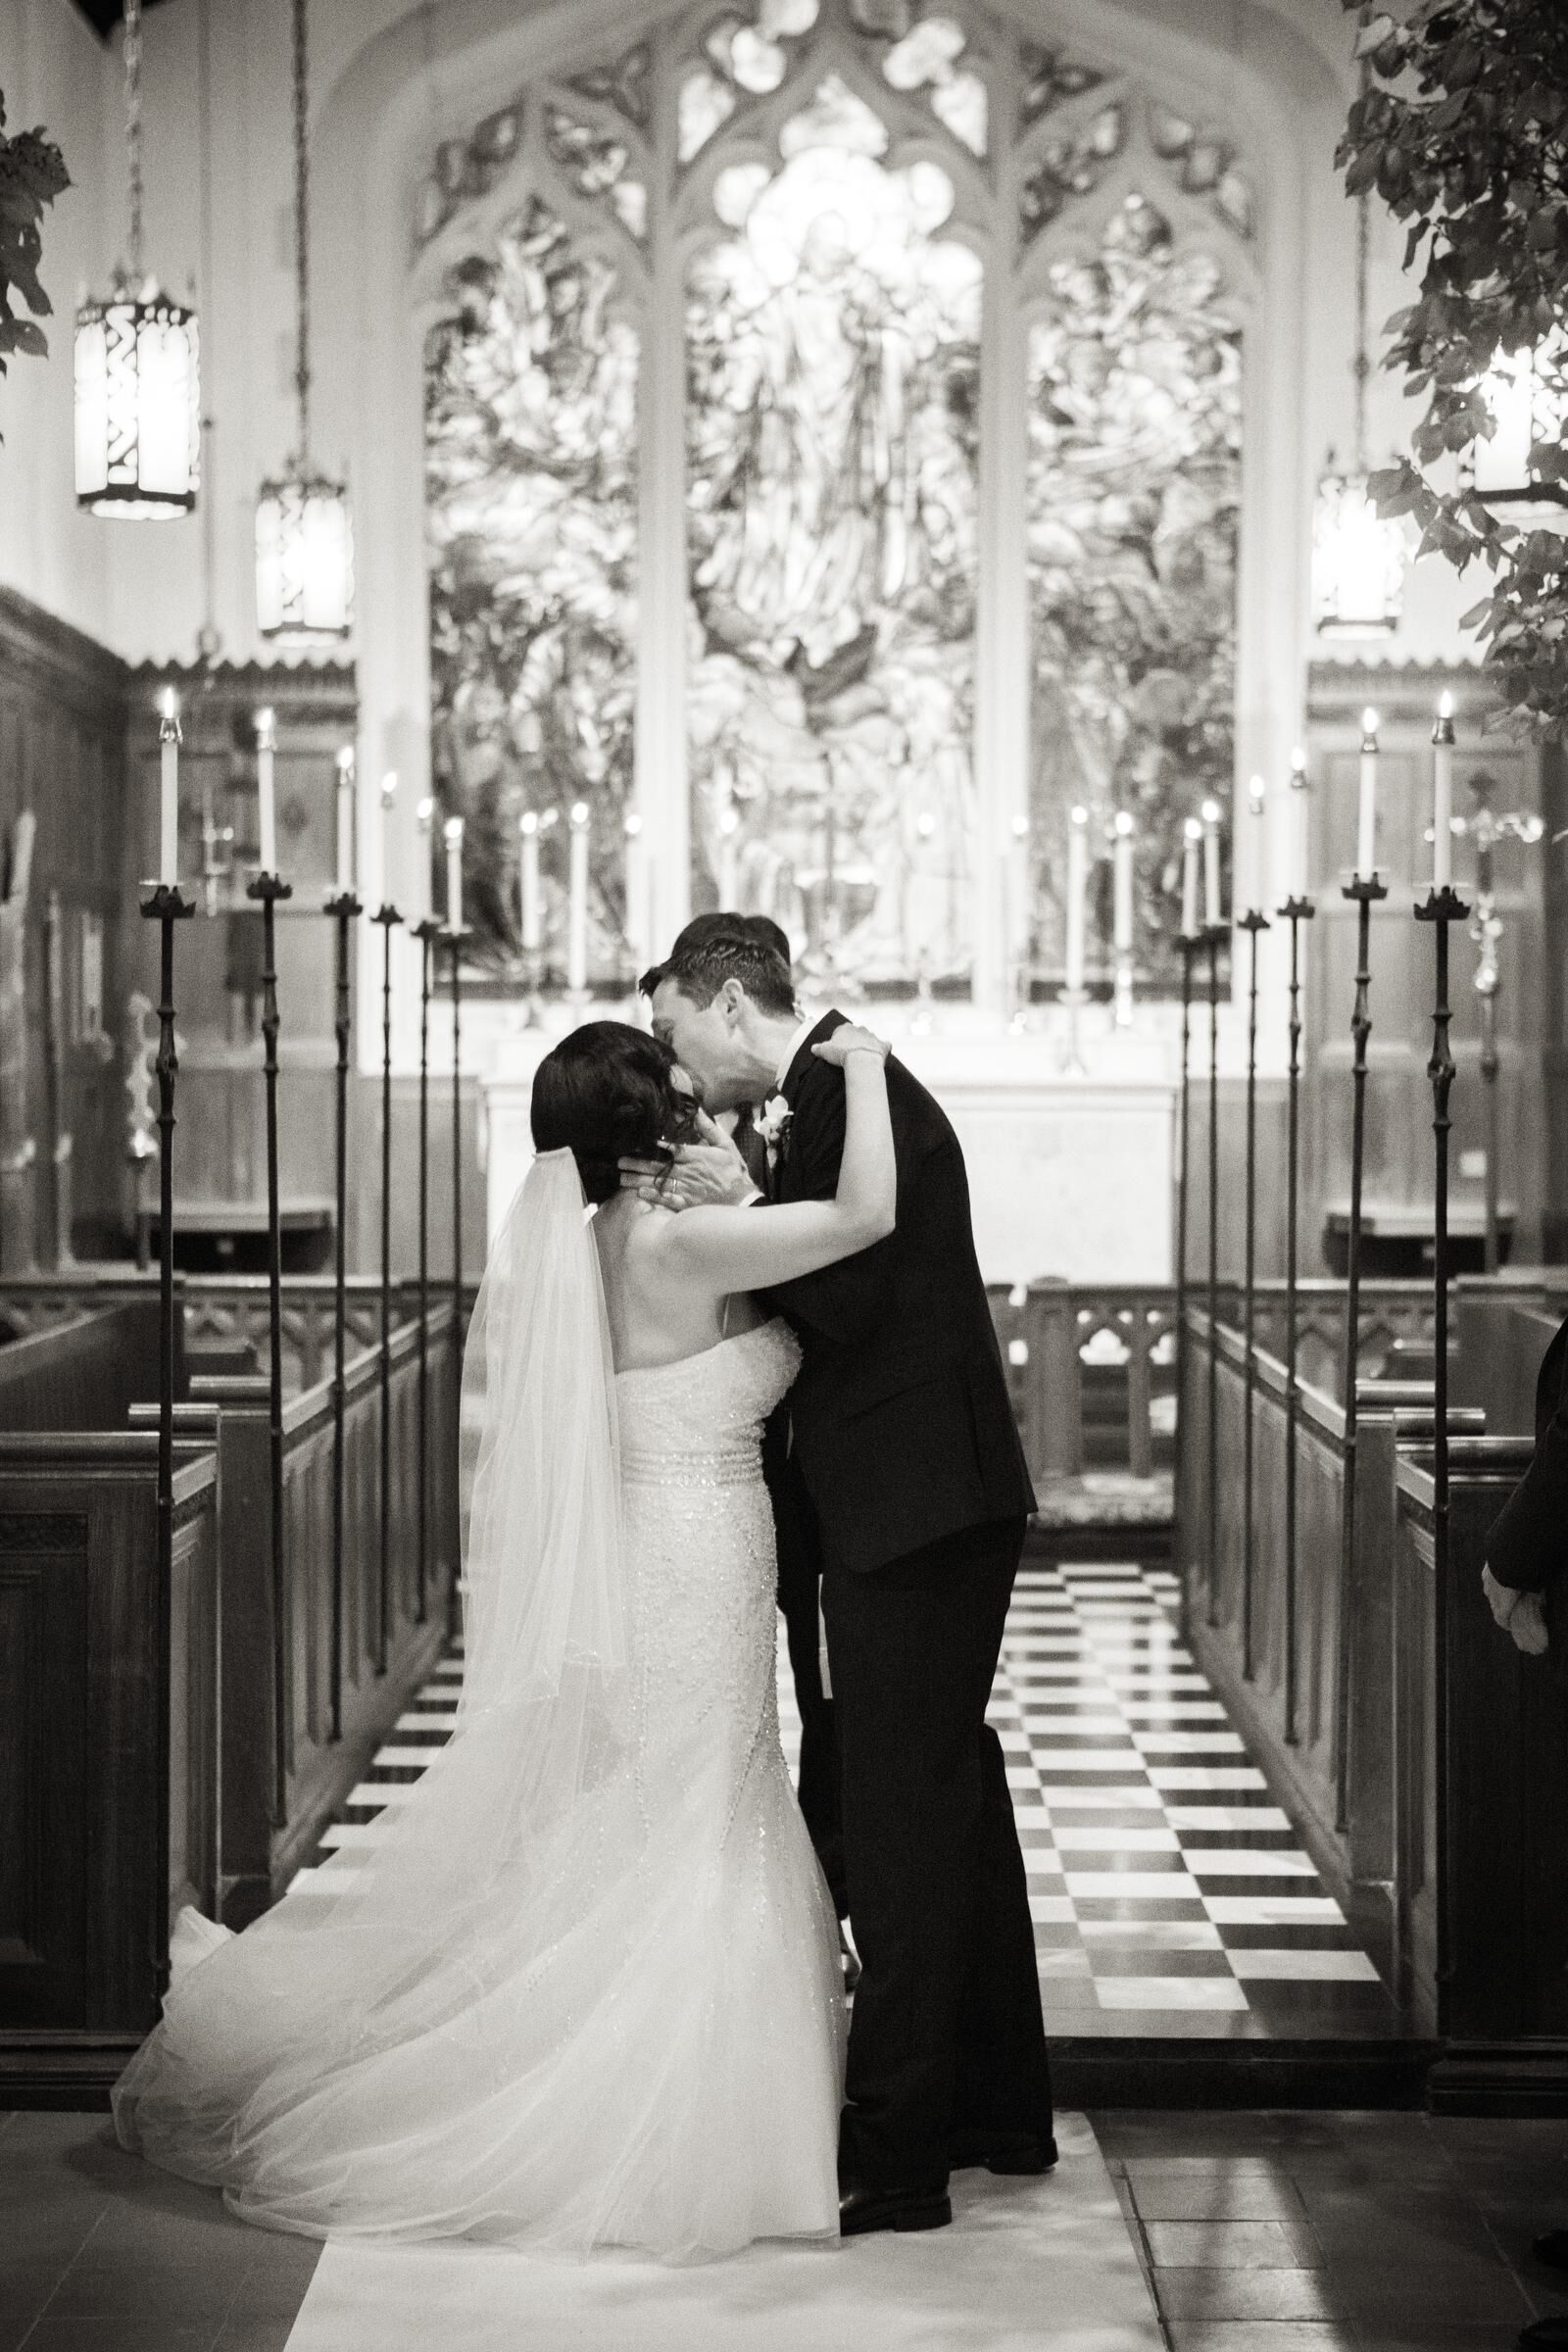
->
[246, 872, 294, 909]
[1238, 909, 1271, 938]
[372, 903, 402, 930]
[1279, 895, 1317, 924]
[1342, 875, 1390, 906]
[140, 883, 198, 924]
[324, 891, 364, 921]
[1415, 885, 1470, 926]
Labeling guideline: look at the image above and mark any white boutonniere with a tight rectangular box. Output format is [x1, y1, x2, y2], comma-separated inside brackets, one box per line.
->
[756, 1094, 793, 1155]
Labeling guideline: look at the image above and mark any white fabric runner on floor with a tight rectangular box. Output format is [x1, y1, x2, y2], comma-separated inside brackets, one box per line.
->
[282, 2114, 1160, 2352]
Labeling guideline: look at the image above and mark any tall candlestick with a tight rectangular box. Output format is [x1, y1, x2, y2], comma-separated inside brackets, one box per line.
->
[1201, 797, 1223, 928]
[519, 810, 541, 953]
[1112, 809, 1135, 952]
[1432, 690, 1455, 891]
[1064, 805, 1089, 996]
[416, 795, 436, 922]
[1357, 706, 1379, 880]
[378, 771, 397, 908]
[1181, 815, 1200, 939]
[1247, 773, 1267, 913]
[444, 815, 464, 935]
[334, 747, 355, 895]
[158, 688, 180, 886]
[255, 707, 277, 877]
[567, 800, 590, 997]
[1289, 746, 1308, 902]
[717, 804, 740, 910]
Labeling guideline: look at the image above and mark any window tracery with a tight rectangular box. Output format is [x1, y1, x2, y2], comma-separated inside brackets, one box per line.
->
[419, 0, 1256, 995]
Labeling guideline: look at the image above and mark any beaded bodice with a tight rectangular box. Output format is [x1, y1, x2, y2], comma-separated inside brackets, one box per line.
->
[615, 1319, 800, 1491]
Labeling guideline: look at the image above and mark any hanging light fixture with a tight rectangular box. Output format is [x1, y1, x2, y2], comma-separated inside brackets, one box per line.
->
[74, 0, 200, 518]
[255, 0, 354, 639]
[1465, 346, 1568, 525]
[1312, 117, 1405, 638]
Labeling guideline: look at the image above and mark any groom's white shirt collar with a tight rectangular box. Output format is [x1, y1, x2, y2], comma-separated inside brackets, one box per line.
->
[775, 1010, 817, 1095]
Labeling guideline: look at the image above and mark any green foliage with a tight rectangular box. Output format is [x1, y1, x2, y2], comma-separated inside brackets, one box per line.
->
[0, 90, 71, 441]
[1339, 1, 1568, 735]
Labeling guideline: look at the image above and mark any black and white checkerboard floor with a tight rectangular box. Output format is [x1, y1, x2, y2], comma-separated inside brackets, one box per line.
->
[298, 1558, 1401, 2041]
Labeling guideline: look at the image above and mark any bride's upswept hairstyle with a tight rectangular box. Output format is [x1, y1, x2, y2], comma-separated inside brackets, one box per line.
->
[531, 1021, 700, 1204]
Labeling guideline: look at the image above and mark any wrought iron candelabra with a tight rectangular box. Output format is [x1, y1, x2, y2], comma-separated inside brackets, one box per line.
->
[413, 919, 443, 1628]
[1278, 887, 1315, 1746]
[447, 925, 470, 1639]
[246, 868, 293, 1824]
[1334, 871, 1387, 1830]
[140, 876, 194, 1994]
[1237, 906, 1270, 1681]
[371, 896, 401, 1676]
[1203, 922, 1224, 1630]
[323, 881, 362, 1741]
[1173, 929, 1201, 1637]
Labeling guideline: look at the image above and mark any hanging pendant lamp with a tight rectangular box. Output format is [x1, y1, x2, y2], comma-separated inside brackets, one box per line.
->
[1312, 133, 1405, 637]
[74, 0, 200, 518]
[255, 0, 354, 639]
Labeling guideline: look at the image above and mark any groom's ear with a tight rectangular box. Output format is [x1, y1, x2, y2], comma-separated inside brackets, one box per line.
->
[718, 977, 748, 1025]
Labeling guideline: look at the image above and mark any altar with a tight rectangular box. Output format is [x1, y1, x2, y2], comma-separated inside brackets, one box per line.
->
[478, 1004, 1178, 1289]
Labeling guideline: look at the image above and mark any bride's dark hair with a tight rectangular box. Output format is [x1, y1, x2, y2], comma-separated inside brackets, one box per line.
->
[531, 1021, 700, 1205]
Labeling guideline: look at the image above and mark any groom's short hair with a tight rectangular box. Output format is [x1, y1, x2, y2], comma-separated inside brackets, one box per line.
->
[639, 920, 797, 1019]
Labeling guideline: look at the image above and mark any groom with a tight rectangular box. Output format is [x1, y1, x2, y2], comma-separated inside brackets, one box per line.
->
[637, 928, 1055, 2237]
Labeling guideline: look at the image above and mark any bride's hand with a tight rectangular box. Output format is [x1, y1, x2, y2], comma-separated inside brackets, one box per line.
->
[812, 1023, 890, 1067]
[618, 1111, 758, 1211]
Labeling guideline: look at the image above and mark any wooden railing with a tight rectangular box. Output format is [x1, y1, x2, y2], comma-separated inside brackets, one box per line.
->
[987, 1281, 1178, 1484]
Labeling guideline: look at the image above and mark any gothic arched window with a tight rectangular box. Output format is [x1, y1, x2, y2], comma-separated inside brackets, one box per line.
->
[418, 1, 1254, 1002]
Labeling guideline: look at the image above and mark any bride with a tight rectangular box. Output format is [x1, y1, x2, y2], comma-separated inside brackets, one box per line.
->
[114, 1015, 896, 2264]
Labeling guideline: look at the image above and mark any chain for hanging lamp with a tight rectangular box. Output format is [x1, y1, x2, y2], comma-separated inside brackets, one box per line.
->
[74, 0, 202, 519]
[256, 0, 354, 640]
[1312, 77, 1406, 638]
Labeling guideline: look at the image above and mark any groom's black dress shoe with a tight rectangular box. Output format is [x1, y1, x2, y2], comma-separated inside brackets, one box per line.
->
[947, 2128, 1058, 2176]
[839, 2182, 953, 2236]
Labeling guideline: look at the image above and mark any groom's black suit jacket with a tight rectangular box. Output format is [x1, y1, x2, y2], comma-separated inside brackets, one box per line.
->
[765, 1010, 1036, 1575]
[1487, 1312, 1568, 1687]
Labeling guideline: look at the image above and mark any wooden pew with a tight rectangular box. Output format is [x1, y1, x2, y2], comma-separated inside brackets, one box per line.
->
[1392, 1438, 1568, 2106]
[0, 1298, 165, 1432]
[1452, 1283, 1565, 1439]
[0, 1433, 220, 2102]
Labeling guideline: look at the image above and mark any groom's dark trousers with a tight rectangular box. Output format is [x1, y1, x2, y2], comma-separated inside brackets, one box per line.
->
[768, 1012, 1054, 2196]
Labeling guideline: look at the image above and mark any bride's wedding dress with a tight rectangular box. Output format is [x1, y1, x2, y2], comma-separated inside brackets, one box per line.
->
[114, 1155, 844, 2263]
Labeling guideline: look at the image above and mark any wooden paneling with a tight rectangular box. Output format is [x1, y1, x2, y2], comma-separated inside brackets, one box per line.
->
[0, 588, 131, 1268]
[0, 1299, 161, 1429]
[0, 1522, 87, 2026]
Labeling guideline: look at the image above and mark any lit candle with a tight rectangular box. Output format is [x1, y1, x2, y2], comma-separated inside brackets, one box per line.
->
[416, 795, 436, 919]
[1201, 797, 1223, 928]
[334, 746, 355, 894]
[1432, 691, 1455, 892]
[567, 800, 590, 995]
[1064, 804, 1089, 996]
[443, 815, 464, 934]
[519, 810, 541, 953]
[378, 771, 397, 909]
[717, 803, 740, 909]
[158, 687, 180, 886]
[1247, 774, 1267, 913]
[1181, 816, 1200, 939]
[1112, 809, 1135, 953]
[1356, 706, 1379, 880]
[255, 707, 277, 876]
[1288, 746, 1308, 901]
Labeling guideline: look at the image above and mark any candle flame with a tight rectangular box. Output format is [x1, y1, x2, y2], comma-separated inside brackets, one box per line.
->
[1184, 816, 1203, 843]
[416, 796, 435, 832]
[1069, 804, 1089, 827]
[1011, 811, 1031, 839]
[255, 706, 276, 748]
[1439, 689, 1454, 719]
[570, 800, 590, 826]
[158, 685, 178, 719]
[1361, 706, 1379, 738]
[335, 745, 355, 777]
[1249, 774, 1266, 812]
[520, 809, 540, 836]
[719, 807, 740, 836]
[623, 810, 643, 837]
[380, 770, 398, 808]
[1200, 798, 1221, 824]
[444, 816, 465, 848]
[1113, 809, 1134, 836]
[916, 811, 936, 838]
[1290, 747, 1307, 780]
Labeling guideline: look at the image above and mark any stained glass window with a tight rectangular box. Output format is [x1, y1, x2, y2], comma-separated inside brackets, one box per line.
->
[425, 199, 638, 977]
[1025, 195, 1242, 991]
[419, 2, 1257, 1003]
[685, 75, 982, 987]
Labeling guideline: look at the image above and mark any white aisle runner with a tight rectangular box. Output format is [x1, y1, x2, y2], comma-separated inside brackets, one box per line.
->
[282, 2114, 1159, 2352]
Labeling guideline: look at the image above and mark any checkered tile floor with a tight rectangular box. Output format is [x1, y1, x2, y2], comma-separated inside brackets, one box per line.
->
[297, 1560, 1401, 2041]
